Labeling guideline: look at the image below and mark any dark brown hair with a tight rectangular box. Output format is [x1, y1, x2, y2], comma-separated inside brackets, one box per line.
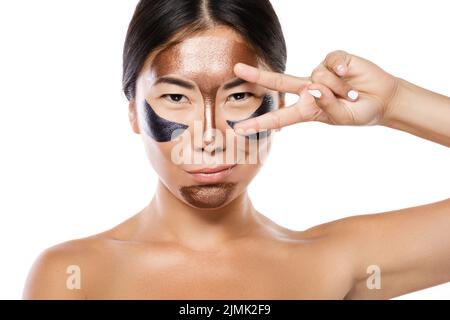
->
[122, 0, 287, 101]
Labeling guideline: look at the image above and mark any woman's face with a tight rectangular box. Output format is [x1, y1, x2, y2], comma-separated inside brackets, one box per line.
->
[130, 26, 283, 209]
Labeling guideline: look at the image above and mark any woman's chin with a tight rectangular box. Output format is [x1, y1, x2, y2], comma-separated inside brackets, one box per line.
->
[179, 182, 237, 209]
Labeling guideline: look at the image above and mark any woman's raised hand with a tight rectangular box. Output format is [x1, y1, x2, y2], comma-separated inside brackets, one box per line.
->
[232, 50, 400, 131]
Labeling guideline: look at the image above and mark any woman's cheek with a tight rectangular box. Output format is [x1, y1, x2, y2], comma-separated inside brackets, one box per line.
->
[139, 99, 190, 142]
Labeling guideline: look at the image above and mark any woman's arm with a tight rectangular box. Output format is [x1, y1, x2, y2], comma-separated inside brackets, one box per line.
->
[382, 78, 450, 146]
[342, 197, 450, 299]
[232, 51, 450, 298]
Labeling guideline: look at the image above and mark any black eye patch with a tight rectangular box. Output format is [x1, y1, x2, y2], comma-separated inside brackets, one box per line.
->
[140, 100, 189, 142]
[226, 94, 275, 140]
[140, 95, 275, 142]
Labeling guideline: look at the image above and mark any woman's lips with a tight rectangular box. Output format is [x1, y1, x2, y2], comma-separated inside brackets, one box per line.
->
[185, 164, 237, 183]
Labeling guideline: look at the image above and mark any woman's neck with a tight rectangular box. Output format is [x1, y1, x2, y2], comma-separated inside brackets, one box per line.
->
[138, 179, 262, 251]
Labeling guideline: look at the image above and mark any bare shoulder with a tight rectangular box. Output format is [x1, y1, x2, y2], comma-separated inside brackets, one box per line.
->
[256, 214, 372, 298]
[258, 211, 366, 257]
[293, 213, 376, 264]
[24, 239, 84, 299]
[259, 210, 369, 244]
[23, 232, 120, 299]
[23, 213, 142, 299]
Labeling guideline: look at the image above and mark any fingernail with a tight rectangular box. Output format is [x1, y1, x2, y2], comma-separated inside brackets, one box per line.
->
[336, 64, 346, 76]
[233, 127, 244, 136]
[308, 89, 322, 98]
[234, 124, 248, 132]
[347, 90, 359, 100]
[234, 127, 253, 137]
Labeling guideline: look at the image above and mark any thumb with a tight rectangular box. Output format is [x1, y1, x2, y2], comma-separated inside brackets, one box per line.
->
[324, 50, 352, 77]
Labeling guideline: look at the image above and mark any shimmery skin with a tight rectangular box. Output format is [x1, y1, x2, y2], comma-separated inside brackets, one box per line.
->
[137, 30, 279, 195]
[179, 182, 237, 208]
[141, 34, 263, 142]
[140, 100, 188, 142]
[140, 94, 275, 142]
[226, 94, 275, 139]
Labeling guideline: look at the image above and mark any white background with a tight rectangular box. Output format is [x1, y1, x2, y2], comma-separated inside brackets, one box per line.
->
[0, 0, 449, 299]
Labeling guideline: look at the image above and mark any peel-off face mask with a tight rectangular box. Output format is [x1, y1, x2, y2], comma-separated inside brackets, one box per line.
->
[140, 100, 189, 142]
[135, 29, 279, 149]
[133, 28, 279, 209]
[226, 94, 275, 140]
[137, 31, 269, 129]
[139, 94, 275, 143]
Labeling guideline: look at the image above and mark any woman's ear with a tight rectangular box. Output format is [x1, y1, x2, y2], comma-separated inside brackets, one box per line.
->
[128, 99, 140, 134]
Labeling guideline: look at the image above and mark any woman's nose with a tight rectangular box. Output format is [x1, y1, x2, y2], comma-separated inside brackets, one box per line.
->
[203, 102, 215, 145]
[193, 100, 228, 154]
[201, 99, 218, 147]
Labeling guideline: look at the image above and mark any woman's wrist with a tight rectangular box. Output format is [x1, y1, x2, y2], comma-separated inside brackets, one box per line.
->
[380, 77, 450, 146]
[380, 76, 407, 128]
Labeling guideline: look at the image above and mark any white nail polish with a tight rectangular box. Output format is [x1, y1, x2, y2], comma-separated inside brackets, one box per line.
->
[308, 89, 322, 98]
[347, 90, 359, 100]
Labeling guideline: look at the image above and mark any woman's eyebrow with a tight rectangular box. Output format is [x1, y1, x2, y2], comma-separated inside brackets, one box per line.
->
[152, 76, 249, 91]
[223, 78, 248, 90]
[153, 76, 196, 90]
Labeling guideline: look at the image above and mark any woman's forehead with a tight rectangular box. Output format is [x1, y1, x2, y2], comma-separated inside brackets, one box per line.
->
[148, 34, 260, 86]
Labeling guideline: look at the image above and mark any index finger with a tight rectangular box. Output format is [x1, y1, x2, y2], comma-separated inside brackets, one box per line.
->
[232, 86, 318, 132]
[234, 63, 311, 94]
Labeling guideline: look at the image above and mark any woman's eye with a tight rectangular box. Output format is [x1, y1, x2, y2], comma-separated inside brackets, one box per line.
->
[162, 94, 189, 104]
[228, 92, 253, 102]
